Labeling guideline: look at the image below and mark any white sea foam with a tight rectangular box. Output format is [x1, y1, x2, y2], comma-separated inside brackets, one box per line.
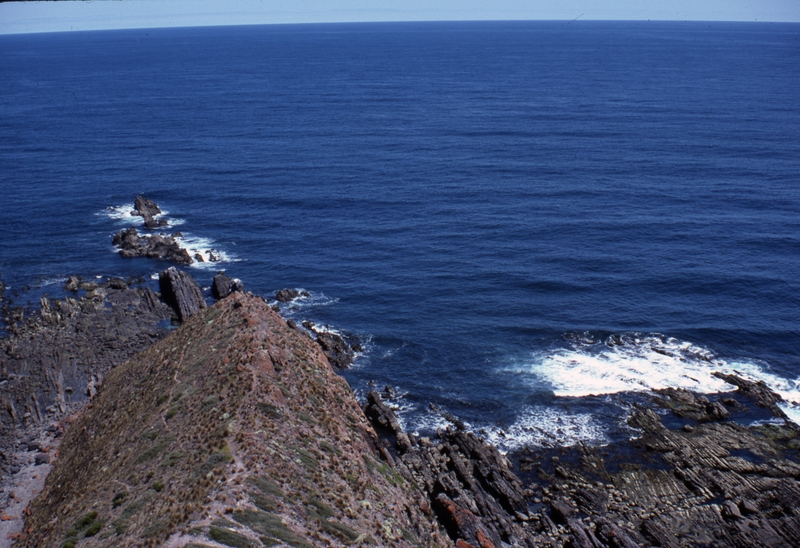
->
[482, 407, 612, 453]
[174, 234, 235, 268]
[99, 204, 176, 226]
[100, 203, 139, 224]
[275, 291, 339, 309]
[510, 334, 800, 425]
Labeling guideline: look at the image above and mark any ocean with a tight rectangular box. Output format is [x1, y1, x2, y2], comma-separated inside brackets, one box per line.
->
[2, 20, 799, 451]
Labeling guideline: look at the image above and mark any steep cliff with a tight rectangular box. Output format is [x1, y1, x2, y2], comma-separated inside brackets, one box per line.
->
[21, 293, 447, 547]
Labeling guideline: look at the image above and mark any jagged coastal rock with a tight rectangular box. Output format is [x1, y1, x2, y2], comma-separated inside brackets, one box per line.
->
[301, 321, 362, 370]
[212, 272, 245, 300]
[274, 288, 310, 303]
[159, 267, 207, 322]
[363, 381, 800, 548]
[4, 264, 800, 547]
[0, 280, 172, 436]
[21, 293, 448, 547]
[112, 227, 193, 265]
[132, 195, 168, 229]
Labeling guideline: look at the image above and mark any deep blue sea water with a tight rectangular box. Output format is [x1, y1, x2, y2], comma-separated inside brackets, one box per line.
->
[2, 21, 800, 450]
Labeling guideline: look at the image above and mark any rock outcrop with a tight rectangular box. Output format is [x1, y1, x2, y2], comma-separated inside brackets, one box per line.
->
[20, 293, 448, 547]
[212, 271, 245, 300]
[301, 321, 362, 369]
[132, 195, 168, 229]
[274, 288, 310, 303]
[159, 267, 207, 322]
[112, 227, 193, 265]
[0, 279, 173, 486]
[364, 383, 800, 548]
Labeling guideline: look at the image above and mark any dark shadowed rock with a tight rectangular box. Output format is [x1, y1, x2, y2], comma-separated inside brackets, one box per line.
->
[63, 276, 81, 292]
[301, 321, 360, 369]
[0, 279, 173, 484]
[112, 227, 192, 265]
[275, 288, 310, 302]
[158, 267, 206, 321]
[211, 271, 245, 300]
[132, 195, 168, 229]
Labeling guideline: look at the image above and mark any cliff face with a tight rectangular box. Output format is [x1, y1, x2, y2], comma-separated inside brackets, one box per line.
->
[22, 293, 446, 547]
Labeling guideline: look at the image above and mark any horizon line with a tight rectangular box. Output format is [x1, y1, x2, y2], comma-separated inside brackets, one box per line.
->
[2, 17, 798, 36]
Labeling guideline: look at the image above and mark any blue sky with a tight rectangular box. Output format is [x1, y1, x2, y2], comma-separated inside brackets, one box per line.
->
[1, 0, 798, 34]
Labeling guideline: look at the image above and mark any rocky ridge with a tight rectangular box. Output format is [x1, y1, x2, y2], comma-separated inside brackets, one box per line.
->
[20, 293, 448, 547]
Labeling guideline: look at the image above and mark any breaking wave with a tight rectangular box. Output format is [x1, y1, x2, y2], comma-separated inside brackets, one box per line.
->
[507, 333, 800, 425]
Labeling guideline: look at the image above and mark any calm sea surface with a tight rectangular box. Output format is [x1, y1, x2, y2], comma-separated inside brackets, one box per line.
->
[2, 21, 799, 449]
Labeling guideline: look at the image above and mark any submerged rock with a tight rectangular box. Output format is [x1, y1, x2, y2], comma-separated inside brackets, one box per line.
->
[158, 267, 206, 322]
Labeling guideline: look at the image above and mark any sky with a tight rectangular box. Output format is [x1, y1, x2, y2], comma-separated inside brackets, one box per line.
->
[1, 0, 798, 35]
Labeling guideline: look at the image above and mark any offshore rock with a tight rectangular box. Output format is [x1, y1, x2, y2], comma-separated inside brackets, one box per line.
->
[21, 293, 448, 547]
[112, 227, 193, 265]
[159, 267, 206, 322]
[275, 288, 310, 302]
[132, 195, 168, 229]
[211, 271, 245, 300]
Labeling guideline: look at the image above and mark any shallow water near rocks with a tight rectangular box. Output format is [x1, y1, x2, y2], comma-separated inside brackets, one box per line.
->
[2, 21, 800, 450]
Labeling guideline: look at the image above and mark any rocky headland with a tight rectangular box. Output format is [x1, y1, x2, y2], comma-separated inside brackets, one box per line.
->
[18, 293, 447, 547]
[3, 197, 800, 547]
[3, 270, 800, 547]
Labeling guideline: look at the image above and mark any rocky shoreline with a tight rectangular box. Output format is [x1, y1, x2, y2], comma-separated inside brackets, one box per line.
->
[2, 198, 800, 547]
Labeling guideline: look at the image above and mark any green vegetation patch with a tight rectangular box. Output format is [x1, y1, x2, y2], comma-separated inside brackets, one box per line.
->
[247, 476, 283, 498]
[231, 509, 314, 548]
[250, 492, 277, 512]
[112, 491, 128, 508]
[256, 402, 282, 419]
[293, 448, 318, 471]
[209, 526, 260, 548]
[753, 423, 800, 450]
[321, 519, 360, 543]
[75, 511, 98, 530]
[319, 440, 342, 456]
[84, 520, 103, 537]
[137, 434, 175, 463]
[202, 394, 221, 410]
[142, 519, 169, 538]
[112, 489, 156, 534]
[190, 449, 233, 482]
[363, 455, 404, 486]
[307, 498, 334, 520]
[161, 450, 186, 467]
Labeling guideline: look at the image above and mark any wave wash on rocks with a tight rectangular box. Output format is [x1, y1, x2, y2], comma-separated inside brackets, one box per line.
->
[21, 293, 448, 547]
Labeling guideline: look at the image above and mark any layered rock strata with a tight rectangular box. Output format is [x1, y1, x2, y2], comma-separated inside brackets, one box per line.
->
[20, 293, 448, 547]
[159, 267, 207, 322]
[365, 381, 800, 548]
